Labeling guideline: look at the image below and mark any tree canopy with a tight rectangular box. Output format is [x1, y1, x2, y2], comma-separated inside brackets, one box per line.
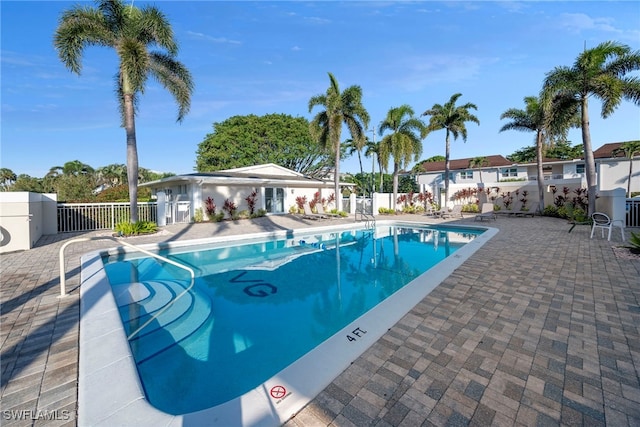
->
[196, 114, 333, 176]
[507, 141, 583, 163]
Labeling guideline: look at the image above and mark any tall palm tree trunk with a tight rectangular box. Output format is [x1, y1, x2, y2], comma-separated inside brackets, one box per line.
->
[580, 97, 597, 215]
[627, 158, 633, 198]
[124, 92, 139, 223]
[334, 138, 341, 211]
[444, 131, 451, 207]
[536, 130, 545, 213]
[392, 162, 399, 211]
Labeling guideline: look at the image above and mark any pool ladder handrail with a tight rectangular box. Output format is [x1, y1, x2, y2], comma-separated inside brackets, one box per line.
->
[355, 209, 376, 229]
[59, 236, 195, 340]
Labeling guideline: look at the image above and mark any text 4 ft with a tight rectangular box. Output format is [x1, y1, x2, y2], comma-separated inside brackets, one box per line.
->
[346, 327, 367, 342]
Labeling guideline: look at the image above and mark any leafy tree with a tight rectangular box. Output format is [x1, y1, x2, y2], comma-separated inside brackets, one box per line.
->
[11, 175, 45, 193]
[398, 175, 419, 194]
[95, 184, 152, 202]
[612, 140, 640, 197]
[542, 41, 640, 215]
[0, 168, 17, 191]
[49, 160, 95, 177]
[196, 114, 331, 175]
[422, 93, 479, 205]
[309, 72, 370, 208]
[97, 164, 127, 188]
[378, 105, 426, 210]
[507, 141, 583, 163]
[500, 95, 578, 210]
[54, 0, 194, 222]
[54, 174, 97, 202]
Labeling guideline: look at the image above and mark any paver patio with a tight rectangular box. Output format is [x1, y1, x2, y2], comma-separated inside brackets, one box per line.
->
[1, 214, 639, 426]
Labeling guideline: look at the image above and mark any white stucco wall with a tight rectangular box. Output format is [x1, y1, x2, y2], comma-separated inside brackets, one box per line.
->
[0, 192, 57, 253]
[598, 158, 640, 194]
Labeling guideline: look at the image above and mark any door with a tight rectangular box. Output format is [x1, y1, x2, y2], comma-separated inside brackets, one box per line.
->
[265, 187, 285, 213]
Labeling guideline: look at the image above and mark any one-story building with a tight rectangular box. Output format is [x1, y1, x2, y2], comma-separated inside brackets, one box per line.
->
[141, 163, 354, 224]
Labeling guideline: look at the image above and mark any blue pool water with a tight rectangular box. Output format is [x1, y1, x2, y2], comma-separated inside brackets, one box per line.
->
[103, 224, 482, 415]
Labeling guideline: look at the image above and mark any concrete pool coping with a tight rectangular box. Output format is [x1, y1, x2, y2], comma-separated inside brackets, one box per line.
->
[77, 221, 497, 427]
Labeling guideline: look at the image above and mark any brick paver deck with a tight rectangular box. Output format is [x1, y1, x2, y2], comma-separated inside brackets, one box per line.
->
[1, 214, 638, 426]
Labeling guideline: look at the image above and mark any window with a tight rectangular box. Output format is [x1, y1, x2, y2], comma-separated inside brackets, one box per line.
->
[501, 168, 518, 178]
[576, 164, 585, 174]
[460, 171, 473, 180]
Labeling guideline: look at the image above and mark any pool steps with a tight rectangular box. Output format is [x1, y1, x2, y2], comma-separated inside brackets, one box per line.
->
[106, 260, 213, 365]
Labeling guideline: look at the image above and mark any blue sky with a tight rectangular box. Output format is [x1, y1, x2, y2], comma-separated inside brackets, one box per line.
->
[2, 1, 639, 179]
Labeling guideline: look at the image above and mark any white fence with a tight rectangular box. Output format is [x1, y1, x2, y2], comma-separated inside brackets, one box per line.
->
[627, 198, 640, 227]
[57, 201, 192, 233]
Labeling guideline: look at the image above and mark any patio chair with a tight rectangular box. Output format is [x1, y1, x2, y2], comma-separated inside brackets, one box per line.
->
[474, 203, 496, 221]
[590, 212, 625, 241]
[303, 202, 327, 220]
[441, 204, 463, 219]
[423, 204, 437, 217]
[316, 204, 341, 218]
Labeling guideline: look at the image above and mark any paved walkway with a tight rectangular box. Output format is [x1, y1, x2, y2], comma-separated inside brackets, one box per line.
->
[1, 214, 638, 426]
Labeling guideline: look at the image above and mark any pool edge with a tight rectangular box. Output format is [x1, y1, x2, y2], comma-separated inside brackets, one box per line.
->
[78, 221, 498, 427]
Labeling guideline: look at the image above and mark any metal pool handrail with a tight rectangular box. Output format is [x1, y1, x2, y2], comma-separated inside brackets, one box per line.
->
[355, 209, 376, 229]
[58, 236, 196, 340]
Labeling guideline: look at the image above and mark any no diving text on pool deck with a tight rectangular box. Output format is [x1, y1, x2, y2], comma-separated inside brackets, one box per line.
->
[270, 385, 292, 404]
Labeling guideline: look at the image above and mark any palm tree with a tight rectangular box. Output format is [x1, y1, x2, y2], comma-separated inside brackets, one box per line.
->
[612, 140, 640, 198]
[378, 105, 426, 210]
[54, 0, 194, 222]
[500, 95, 578, 211]
[468, 156, 488, 184]
[0, 168, 17, 191]
[97, 163, 128, 188]
[542, 41, 640, 215]
[345, 138, 366, 185]
[309, 72, 369, 209]
[422, 93, 479, 206]
[364, 138, 383, 194]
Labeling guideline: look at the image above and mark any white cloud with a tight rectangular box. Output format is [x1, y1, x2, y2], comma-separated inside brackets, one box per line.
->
[558, 13, 621, 34]
[186, 31, 242, 45]
[388, 54, 499, 92]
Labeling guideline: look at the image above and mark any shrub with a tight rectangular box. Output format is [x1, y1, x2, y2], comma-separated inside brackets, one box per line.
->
[204, 197, 216, 217]
[461, 203, 479, 213]
[251, 209, 267, 218]
[543, 206, 560, 217]
[628, 231, 640, 252]
[193, 208, 204, 223]
[114, 220, 157, 236]
[245, 191, 257, 215]
[378, 207, 395, 215]
[222, 199, 237, 218]
[295, 196, 307, 211]
[211, 212, 225, 222]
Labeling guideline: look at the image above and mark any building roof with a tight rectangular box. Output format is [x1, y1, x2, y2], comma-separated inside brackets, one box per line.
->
[418, 155, 513, 173]
[140, 163, 352, 188]
[593, 142, 627, 159]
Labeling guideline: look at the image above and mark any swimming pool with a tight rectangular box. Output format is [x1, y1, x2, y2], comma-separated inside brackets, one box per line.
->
[78, 221, 497, 426]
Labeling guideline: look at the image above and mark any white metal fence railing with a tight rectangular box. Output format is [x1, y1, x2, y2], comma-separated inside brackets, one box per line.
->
[57, 202, 158, 233]
[627, 198, 640, 227]
[57, 201, 193, 232]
